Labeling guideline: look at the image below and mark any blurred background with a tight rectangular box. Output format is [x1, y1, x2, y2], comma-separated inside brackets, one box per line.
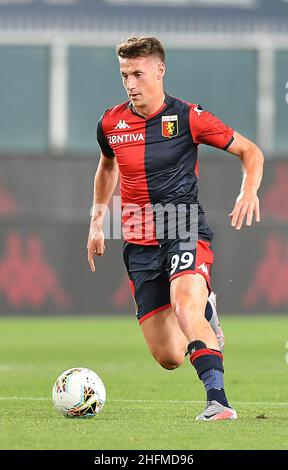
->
[0, 0, 287, 316]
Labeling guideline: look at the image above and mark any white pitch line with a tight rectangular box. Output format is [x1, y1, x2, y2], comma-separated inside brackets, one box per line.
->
[110, 399, 288, 406]
[0, 397, 288, 406]
[0, 397, 49, 401]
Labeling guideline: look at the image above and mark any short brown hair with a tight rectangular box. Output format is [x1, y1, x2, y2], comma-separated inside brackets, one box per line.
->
[116, 36, 165, 63]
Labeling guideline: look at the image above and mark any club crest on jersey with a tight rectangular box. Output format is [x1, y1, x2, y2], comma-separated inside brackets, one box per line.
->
[162, 115, 178, 138]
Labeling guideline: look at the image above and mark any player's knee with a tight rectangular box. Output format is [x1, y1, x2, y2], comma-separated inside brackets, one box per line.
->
[156, 353, 185, 370]
[172, 295, 207, 323]
[172, 297, 197, 318]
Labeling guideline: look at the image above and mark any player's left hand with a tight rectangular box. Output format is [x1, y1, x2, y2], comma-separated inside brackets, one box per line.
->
[229, 189, 260, 230]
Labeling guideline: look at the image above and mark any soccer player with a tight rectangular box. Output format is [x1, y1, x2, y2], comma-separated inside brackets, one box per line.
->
[87, 37, 264, 420]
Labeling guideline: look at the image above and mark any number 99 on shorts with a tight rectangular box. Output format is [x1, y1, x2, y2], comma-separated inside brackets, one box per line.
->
[170, 252, 194, 276]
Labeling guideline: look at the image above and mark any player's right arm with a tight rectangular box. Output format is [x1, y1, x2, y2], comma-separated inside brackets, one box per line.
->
[87, 152, 118, 272]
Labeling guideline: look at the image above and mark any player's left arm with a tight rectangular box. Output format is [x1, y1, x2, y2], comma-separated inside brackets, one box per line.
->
[226, 131, 264, 230]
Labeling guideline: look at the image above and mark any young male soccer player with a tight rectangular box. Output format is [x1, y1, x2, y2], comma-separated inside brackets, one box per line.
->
[87, 37, 264, 420]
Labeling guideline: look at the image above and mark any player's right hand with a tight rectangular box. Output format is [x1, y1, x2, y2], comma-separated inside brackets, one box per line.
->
[87, 223, 105, 272]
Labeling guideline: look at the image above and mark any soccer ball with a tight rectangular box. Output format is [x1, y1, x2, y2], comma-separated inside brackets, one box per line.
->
[52, 367, 106, 418]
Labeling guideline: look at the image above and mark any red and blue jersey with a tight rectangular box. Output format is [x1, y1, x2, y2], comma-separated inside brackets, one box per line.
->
[97, 93, 234, 245]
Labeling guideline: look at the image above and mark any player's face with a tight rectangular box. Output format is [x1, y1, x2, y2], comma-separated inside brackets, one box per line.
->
[119, 56, 165, 110]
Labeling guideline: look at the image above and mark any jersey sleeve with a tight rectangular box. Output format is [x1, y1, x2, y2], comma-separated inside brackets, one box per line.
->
[189, 104, 234, 150]
[96, 113, 115, 159]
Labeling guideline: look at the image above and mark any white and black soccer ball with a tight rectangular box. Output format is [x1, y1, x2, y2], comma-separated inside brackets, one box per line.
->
[52, 367, 106, 418]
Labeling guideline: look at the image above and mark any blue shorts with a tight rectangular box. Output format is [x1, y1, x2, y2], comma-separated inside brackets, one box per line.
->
[123, 238, 214, 324]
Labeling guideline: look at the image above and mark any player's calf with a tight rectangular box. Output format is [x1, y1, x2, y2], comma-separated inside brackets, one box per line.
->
[205, 292, 225, 353]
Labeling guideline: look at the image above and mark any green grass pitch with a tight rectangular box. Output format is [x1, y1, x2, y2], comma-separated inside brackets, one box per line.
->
[0, 315, 288, 450]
